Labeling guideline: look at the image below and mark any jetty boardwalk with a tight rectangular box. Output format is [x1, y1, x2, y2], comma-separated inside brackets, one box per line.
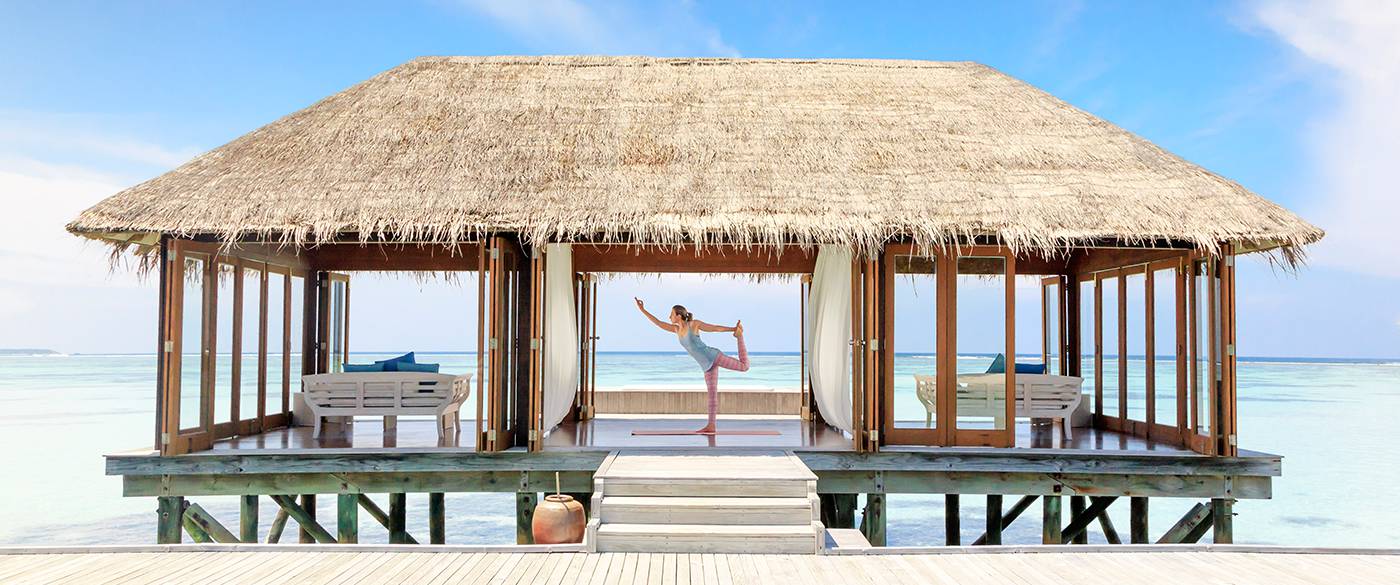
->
[70, 57, 1320, 552]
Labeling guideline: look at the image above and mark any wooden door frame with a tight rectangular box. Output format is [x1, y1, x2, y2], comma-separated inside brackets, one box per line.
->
[880, 243, 946, 445]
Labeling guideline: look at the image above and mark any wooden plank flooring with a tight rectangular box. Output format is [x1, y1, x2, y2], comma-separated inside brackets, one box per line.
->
[0, 550, 1395, 584]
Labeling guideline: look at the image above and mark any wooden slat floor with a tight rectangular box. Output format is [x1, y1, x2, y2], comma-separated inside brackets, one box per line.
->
[0, 550, 1396, 585]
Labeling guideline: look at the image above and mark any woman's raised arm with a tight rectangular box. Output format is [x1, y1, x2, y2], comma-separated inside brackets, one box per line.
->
[634, 298, 677, 333]
[693, 319, 737, 333]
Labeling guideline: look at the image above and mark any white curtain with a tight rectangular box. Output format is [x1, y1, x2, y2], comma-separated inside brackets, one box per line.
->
[807, 245, 854, 433]
[542, 243, 580, 432]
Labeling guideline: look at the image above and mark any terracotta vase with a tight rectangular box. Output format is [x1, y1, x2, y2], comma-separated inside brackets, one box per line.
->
[532, 494, 586, 544]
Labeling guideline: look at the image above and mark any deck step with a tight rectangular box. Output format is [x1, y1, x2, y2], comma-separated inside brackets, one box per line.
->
[595, 523, 820, 554]
[600, 496, 817, 525]
[601, 478, 810, 498]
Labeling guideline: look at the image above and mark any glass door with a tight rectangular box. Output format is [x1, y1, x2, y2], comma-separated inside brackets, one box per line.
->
[951, 249, 1016, 447]
[882, 246, 946, 444]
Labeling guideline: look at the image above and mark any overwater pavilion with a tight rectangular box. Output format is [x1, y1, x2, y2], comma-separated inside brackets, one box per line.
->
[69, 57, 1321, 549]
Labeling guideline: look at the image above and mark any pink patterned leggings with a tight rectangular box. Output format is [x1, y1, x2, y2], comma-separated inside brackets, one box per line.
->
[702, 335, 749, 427]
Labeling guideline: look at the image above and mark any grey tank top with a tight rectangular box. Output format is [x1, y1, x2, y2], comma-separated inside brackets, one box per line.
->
[678, 325, 721, 371]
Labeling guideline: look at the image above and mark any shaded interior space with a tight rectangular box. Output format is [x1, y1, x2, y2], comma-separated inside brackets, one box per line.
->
[544, 415, 849, 450]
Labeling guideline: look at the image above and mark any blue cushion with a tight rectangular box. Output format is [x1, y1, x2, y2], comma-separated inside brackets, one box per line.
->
[374, 352, 416, 371]
[343, 362, 386, 373]
[395, 362, 440, 373]
[984, 354, 1047, 375]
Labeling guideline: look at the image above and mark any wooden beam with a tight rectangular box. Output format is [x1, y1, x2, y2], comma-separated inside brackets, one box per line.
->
[429, 492, 446, 545]
[1042, 495, 1062, 544]
[1158, 502, 1212, 544]
[945, 494, 960, 546]
[973, 495, 1037, 545]
[308, 243, 481, 272]
[1097, 502, 1122, 544]
[266, 508, 289, 543]
[859, 493, 886, 546]
[269, 494, 335, 544]
[240, 495, 258, 543]
[358, 494, 419, 545]
[1212, 498, 1234, 544]
[516, 492, 538, 545]
[156, 496, 183, 544]
[571, 244, 816, 274]
[182, 512, 213, 543]
[982, 494, 1003, 545]
[1130, 496, 1149, 544]
[183, 502, 239, 544]
[337, 493, 358, 544]
[1071, 248, 1190, 276]
[297, 494, 317, 544]
[389, 493, 409, 544]
[1061, 496, 1117, 543]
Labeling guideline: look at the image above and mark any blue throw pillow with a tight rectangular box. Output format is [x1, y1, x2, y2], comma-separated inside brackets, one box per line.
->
[984, 354, 1047, 375]
[343, 362, 385, 373]
[985, 354, 1007, 374]
[374, 352, 416, 371]
[395, 362, 440, 373]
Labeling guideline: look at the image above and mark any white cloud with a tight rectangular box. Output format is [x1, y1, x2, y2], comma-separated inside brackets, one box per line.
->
[454, 0, 739, 56]
[1249, 0, 1400, 277]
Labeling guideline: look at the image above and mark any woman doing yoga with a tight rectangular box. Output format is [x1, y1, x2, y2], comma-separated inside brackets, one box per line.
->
[633, 298, 748, 434]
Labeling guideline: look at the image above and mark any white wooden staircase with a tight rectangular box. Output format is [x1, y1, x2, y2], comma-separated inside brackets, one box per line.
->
[587, 450, 824, 554]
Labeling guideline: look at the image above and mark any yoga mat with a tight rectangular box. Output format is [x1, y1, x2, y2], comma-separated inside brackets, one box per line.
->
[631, 429, 782, 436]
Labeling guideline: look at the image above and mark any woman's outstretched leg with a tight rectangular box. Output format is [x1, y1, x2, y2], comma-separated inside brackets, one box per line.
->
[699, 366, 719, 433]
[712, 325, 749, 372]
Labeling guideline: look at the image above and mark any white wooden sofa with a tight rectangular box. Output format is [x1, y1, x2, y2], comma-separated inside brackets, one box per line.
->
[301, 372, 472, 440]
[914, 373, 1084, 438]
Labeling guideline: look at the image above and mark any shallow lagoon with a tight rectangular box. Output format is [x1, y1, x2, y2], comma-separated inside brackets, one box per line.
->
[0, 352, 1395, 546]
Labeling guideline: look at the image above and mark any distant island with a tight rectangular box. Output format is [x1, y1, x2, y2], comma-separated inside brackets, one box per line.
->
[0, 348, 63, 356]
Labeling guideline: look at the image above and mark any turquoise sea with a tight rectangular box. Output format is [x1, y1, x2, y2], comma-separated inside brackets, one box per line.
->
[0, 352, 1396, 547]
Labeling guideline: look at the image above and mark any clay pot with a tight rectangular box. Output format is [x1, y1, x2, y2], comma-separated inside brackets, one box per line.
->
[532, 494, 586, 544]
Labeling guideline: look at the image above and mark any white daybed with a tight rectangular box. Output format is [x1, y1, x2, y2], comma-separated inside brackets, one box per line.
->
[301, 372, 473, 439]
[914, 373, 1084, 438]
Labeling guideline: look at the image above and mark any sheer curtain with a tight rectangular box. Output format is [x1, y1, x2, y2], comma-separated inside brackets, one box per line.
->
[542, 243, 580, 432]
[807, 246, 853, 433]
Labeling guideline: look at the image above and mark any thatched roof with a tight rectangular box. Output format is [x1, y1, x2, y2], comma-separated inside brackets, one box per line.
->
[67, 56, 1321, 261]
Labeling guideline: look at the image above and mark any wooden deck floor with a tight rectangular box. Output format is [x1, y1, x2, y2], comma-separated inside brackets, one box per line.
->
[1, 548, 1395, 584]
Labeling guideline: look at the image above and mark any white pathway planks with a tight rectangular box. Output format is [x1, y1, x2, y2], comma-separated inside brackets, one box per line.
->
[0, 550, 1398, 584]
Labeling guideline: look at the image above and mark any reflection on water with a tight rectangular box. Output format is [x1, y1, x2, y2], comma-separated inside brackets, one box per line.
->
[0, 353, 1396, 546]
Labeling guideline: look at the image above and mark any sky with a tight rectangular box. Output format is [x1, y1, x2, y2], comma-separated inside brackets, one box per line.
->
[0, 0, 1396, 358]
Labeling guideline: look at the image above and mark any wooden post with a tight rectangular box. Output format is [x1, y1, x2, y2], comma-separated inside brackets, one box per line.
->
[157, 496, 184, 544]
[266, 508, 289, 543]
[1069, 496, 1088, 544]
[1097, 504, 1122, 544]
[945, 494, 960, 546]
[1062, 496, 1117, 544]
[1158, 502, 1213, 544]
[860, 494, 886, 547]
[1212, 498, 1233, 543]
[974, 495, 1037, 545]
[240, 495, 259, 543]
[298, 494, 316, 544]
[1130, 496, 1149, 544]
[389, 493, 408, 544]
[984, 494, 1003, 545]
[358, 495, 419, 544]
[337, 494, 358, 544]
[1042, 495, 1062, 544]
[429, 492, 446, 544]
[517, 492, 538, 545]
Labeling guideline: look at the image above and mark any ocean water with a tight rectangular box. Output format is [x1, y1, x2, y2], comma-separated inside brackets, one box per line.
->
[0, 352, 1396, 547]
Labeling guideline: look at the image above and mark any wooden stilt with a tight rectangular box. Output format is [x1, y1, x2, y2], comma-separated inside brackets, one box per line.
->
[1212, 498, 1233, 544]
[388, 493, 408, 544]
[983, 495, 1003, 545]
[337, 494, 358, 544]
[1069, 496, 1088, 544]
[266, 508, 289, 543]
[1130, 496, 1149, 544]
[157, 496, 183, 544]
[269, 494, 335, 544]
[357, 494, 419, 544]
[1158, 502, 1212, 544]
[182, 511, 213, 543]
[974, 495, 1037, 545]
[1096, 503, 1122, 544]
[1061, 496, 1117, 543]
[297, 494, 316, 544]
[1183, 510, 1215, 543]
[184, 502, 239, 543]
[240, 495, 258, 543]
[1042, 495, 1062, 544]
[429, 492, 445, 544]
[516, 492, 538, 545]
[859, 494, 886, 547]
[945, 494, 960, 546]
